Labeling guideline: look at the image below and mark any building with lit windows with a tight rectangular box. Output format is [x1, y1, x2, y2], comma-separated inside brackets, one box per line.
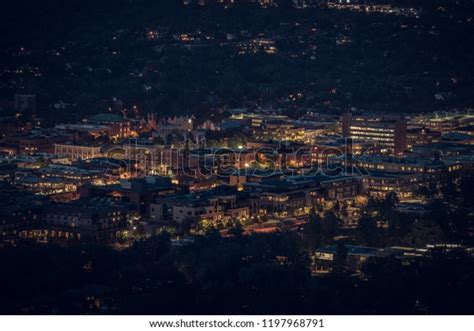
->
[362, 171, 420, 201]
[312, 245, 387, 275]
[341, 112, 407, 155]
[54, 143, 102, 160]
[31, 199, 129, 243]
[0, 183, 43, 243]
[88, 113, 131, 139]
[333, 154, 458, 182]
[407, 127, 441, 149]
[245, 174, 361, 218]
[411, 110, 474, 133]
[164, 187, 251, 225]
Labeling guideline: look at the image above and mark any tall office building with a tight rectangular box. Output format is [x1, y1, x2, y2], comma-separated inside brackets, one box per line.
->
[341, 112, 407, 155]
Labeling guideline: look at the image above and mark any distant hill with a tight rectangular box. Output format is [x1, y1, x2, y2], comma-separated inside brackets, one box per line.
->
[1, 0, 474, 121]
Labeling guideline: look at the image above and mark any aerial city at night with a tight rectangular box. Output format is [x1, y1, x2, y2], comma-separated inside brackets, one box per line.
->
[1, 0, 474, 316]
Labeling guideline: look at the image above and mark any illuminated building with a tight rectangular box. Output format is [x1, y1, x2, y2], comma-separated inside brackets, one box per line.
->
[341, 112, 407, 155]
[333, 154, 459, 182]
[54, 143, 102, 160]
[36, 199, 128, 242]
[311, 138, 352, 166]
[362, 171, 420, 201]
[13, 175, 77, 198]
[312, 245, 387, 275]
[245, 174, 361, 218]
[122, 141, 183, 176]
[407, 127, 441, 149]
[171, 195, 223, 224]
[256, 121, 307, 142]
[0, 183, 42, 242]
[154, 186, 252, 225]
[83, 177, 178, 219]
[411, 110, 474, 133]
[88, 113, 131, 139]
[38, 164, 103, 183]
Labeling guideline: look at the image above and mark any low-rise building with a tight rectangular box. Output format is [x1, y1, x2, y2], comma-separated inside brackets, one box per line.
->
[0, 183, 43, 243]
[362, 171, 420, 201]
[88, 113, 131, 139]
[245, 174, 361, 218]
[412, 110, 474, 133]
[26, 198, 129, 243]
[2, 132, 69, 155]
[312, 245, 387, 275]
[54, 143, 102, 160]
[407, 127, 442, 149]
